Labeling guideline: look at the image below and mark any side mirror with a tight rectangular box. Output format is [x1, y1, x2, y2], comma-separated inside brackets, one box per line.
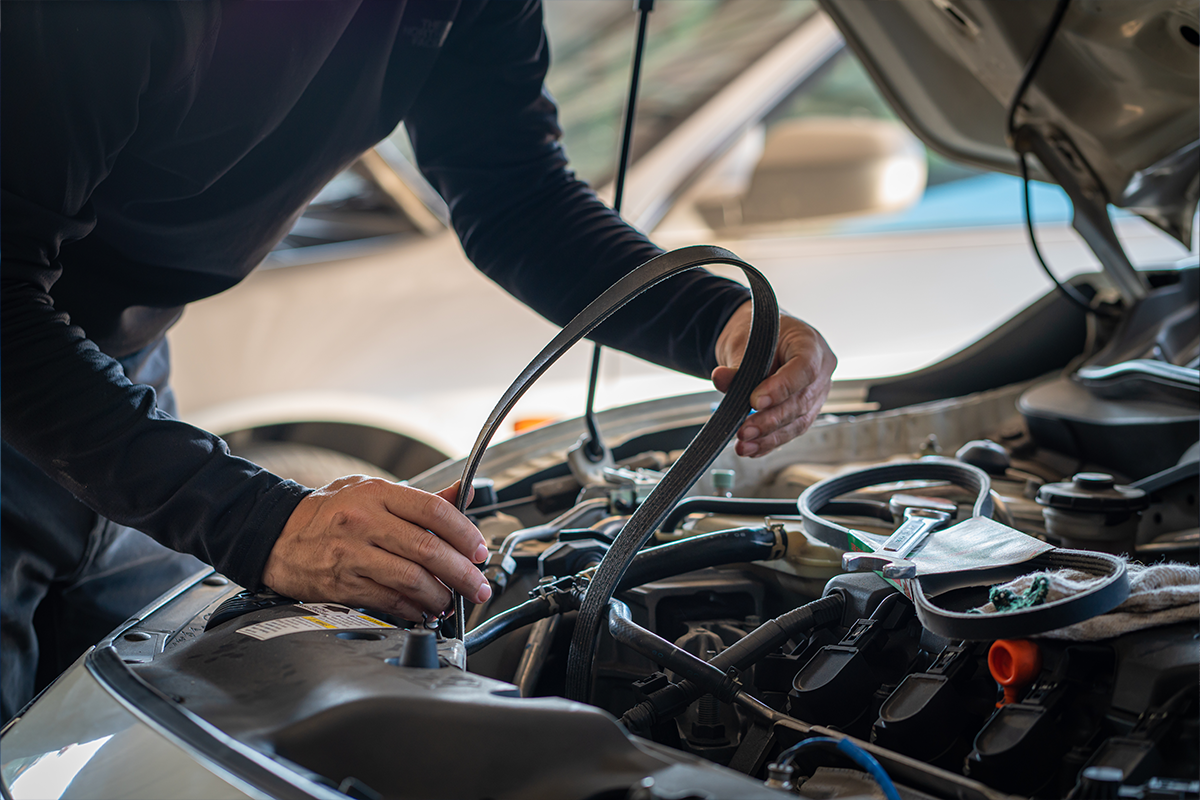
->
[696, 117, 927, 232]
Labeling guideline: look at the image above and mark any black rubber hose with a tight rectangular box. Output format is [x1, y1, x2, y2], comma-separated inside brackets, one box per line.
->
[466, 526, 784, 655]
[618, 526, 780, 590]
[621, 593, 844, 733]
[660, 498, 800, 532]
[608, 600, 732, 690]
[607, 600, 803, 728]
[661, 496, 893, 533]
[464, 595, 565, 655]
[468, 499, 611, 632]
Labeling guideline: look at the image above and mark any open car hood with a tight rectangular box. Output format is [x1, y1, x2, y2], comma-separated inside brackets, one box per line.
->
[819, 0, 1200, 247]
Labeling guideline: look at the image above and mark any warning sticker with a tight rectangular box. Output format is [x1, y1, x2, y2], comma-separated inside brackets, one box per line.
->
[237, 603, 395, 641]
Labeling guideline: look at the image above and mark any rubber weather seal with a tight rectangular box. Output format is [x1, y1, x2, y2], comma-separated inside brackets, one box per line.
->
[448, 245, 779, 704]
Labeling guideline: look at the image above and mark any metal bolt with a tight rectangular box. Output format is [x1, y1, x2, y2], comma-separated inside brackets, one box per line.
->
[765, 762, 795, 791]
[697, 694, 721, 726]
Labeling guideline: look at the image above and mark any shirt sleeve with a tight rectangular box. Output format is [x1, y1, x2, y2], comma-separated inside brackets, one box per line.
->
[0, 2, 308, 590]
[403, 0, 752, 380]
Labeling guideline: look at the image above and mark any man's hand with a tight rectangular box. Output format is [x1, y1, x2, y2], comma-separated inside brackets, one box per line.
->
[262, 477, 490, 621]
[713, 300, 836, 458]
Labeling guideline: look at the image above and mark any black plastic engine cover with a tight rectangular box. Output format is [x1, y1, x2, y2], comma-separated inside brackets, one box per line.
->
[133, 604, 783, 800]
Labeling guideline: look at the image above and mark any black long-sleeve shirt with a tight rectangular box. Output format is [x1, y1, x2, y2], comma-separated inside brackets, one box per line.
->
[0, 0, 750, 589]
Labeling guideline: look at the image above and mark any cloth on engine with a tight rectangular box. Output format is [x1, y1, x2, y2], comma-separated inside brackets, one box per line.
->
[973, 561, 1199, 641]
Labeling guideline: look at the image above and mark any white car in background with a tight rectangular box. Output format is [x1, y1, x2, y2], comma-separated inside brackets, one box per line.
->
[165, 0, 1192, 485]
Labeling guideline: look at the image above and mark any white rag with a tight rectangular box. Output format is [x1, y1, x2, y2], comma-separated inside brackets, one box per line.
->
[975, 561, 1200, 641]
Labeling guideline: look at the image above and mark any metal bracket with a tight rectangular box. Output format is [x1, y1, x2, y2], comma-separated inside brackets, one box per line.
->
[567, 434, 616, 486]
[1016, 125, 1149, 304]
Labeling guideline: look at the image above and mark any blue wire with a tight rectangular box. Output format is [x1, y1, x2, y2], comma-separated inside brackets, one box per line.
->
[774, 736, 903, 800]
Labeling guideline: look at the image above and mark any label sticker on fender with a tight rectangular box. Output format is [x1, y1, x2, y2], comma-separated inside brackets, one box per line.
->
[237, 603, 394, 641]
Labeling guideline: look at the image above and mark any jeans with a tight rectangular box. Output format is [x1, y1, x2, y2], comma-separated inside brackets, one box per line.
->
[0, 338, 207, 723]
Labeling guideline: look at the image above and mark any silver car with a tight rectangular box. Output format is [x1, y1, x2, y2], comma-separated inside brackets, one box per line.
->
[3, 2, 1196, 799]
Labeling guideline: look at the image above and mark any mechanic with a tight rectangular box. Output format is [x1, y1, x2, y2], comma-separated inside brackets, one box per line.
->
[0, 1, 836, 723]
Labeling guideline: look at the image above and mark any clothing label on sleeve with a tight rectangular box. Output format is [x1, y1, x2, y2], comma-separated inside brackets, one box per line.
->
[237, 603, 395, 641]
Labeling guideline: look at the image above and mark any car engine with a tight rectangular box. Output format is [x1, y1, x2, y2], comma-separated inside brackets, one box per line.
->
[7, 261, 1197, 800]
[98, 277, 1197, 799]
[103, 413, 1197, 800]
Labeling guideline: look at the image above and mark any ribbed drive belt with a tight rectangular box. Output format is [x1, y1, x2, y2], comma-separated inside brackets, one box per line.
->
[450, 246, 778, 702]
[797, 461, 1129, 640]
[798, 461, 996, 533]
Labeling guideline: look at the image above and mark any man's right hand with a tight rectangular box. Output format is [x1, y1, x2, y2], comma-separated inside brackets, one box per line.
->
[262, 477, 491, 621]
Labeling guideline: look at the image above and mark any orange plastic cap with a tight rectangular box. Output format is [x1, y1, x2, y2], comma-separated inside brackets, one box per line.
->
[988, 639, 1042, 707]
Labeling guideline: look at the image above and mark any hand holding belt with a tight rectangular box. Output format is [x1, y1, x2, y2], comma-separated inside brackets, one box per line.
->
[797, 460, 1129, 640]
[450, 245, 779, 709]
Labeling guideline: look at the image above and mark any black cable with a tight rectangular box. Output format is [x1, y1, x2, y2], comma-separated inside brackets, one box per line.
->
[583, 345, 605, 460]
[1005, 0, 1112, 320]
[608, 600, 795, 727]
[612, 2, 653, 217]
[620, 594, 843, 732]
[1004, 0, 1071, 143]
[608, 600, 732, 689]
[1019, 153, 1108, 317]
[582, 0, 654, 463]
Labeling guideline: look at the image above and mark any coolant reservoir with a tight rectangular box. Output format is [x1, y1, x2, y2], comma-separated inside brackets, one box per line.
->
[1035, 473, 1147, 555]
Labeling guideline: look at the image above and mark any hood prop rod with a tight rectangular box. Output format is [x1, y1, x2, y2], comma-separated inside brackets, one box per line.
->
[581, 0, 656, 464]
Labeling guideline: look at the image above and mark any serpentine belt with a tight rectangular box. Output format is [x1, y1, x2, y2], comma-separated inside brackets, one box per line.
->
[797, 461, 1130, 640]
[451, 246, 780, 687]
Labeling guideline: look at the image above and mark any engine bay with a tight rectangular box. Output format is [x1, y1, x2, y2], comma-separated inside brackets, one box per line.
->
[98, 354, 1197, 800]
[6, 258, 1196, 800]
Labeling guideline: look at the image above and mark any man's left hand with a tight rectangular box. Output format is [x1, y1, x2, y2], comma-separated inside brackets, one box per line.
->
[712, 300, 836, 458]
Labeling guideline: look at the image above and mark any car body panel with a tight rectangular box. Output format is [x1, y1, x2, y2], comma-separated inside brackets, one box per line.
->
[1, 663, 258, 800]
[820, 0, 1200, 245]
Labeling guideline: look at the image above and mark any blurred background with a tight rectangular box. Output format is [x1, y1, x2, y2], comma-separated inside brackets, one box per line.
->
[167, 0, 1194, 476]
